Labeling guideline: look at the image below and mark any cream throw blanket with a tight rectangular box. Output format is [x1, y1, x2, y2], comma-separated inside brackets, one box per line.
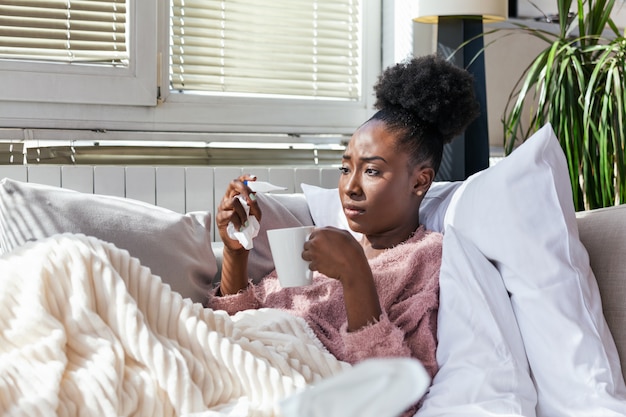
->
[0, 234, 349, 417]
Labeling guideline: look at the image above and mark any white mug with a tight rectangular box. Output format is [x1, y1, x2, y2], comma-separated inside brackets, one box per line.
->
[267, 226, 315, 287]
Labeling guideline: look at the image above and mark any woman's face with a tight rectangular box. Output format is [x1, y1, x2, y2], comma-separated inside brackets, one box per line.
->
[339, 119, 431, 248]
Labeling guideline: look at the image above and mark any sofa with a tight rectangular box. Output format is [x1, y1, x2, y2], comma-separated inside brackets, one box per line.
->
[576, 204, 626, 377]
[2, 123, 625, 415]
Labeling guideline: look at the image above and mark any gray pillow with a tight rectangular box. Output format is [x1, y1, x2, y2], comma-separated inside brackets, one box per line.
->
[248, 192, 314, 281]
[0, 178, 217, 303]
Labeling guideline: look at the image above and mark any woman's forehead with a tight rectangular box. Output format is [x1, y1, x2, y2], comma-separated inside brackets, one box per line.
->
[346, 121, 397, 156]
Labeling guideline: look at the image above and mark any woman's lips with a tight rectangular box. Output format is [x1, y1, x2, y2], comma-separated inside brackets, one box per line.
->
[343, 205, 364, 219]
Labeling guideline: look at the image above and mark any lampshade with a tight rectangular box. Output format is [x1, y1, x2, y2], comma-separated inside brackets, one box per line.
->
[414, 0, 508, 23]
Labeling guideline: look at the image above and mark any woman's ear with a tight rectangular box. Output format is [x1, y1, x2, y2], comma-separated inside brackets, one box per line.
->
[412, 166, 435, 197]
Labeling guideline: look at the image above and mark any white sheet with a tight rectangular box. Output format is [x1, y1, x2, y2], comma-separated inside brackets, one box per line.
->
[0, 233, 350, 417]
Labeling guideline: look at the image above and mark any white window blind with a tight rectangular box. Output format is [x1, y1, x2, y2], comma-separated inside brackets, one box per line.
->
[170, 0, 361, 100]
[0, 0, 128, 65]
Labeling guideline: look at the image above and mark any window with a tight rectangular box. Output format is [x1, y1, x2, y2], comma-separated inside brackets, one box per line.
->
[0, 0, 381, 137]
[170, 0, 360, 100]
[0, 0, 128, 65]
[0, 0, 155, 106]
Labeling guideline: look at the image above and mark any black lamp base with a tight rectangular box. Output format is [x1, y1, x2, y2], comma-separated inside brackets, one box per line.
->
[435, 17, 490, 181]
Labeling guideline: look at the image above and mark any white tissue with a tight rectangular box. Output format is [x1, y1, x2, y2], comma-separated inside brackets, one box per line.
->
[246, 180, 287, 193]
[226, 195, 260, 250]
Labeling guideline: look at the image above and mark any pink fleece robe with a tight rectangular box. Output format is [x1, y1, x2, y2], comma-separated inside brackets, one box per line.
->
[206, 225, 441, 379]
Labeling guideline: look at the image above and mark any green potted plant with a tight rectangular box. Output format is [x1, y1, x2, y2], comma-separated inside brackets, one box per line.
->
[501, 0, 625, 211]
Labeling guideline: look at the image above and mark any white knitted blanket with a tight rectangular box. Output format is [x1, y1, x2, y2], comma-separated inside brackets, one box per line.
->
[0, 234, 349, 417]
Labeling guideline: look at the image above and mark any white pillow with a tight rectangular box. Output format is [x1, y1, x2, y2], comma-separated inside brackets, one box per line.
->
[419, 181, 462, 233]
[0, 178, 217, 304]
[300, 184, 360, 238]
[301, 181, 460, 233]
[417, 226, 537, 416]
[444, 123, 626, 416]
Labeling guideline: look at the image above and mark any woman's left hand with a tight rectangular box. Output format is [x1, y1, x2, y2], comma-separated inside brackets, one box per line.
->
[303, 227, 382, 331]
[302, 227, 364, 281]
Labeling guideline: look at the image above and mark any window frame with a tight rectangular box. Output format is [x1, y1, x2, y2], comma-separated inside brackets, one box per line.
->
[0, 0, 382, 137]
[0, 0, 157, 107]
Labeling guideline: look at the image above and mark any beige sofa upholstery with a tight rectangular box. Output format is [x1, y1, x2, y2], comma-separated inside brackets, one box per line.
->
[576, 204, 626, 377]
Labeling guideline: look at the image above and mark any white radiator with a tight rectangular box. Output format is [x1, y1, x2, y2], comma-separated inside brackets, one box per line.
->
[0, 164, 340, 241]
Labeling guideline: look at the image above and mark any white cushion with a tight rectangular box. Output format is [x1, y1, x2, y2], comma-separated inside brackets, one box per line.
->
[419, 181, 462, 233]
[300, 183, 361, 238]
[444, 123, 626, 417]
[0, 178, 217, 304]
[417, 226, 537, 416]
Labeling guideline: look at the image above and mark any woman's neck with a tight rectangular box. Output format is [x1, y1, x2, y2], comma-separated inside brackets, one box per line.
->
[360, 221, 421, 260]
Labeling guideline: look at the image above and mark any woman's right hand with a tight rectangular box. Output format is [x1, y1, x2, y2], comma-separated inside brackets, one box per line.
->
[215, 174, 263, 252]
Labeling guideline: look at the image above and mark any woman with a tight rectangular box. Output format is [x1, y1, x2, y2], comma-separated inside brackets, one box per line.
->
[208, 54, 479, 386]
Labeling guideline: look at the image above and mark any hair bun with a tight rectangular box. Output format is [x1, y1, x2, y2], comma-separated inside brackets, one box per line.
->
[374, 55, 480, 143]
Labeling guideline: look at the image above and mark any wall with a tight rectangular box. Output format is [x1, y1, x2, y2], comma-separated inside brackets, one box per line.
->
[483, 27, 547, 150]
[515, 0, 626, 25]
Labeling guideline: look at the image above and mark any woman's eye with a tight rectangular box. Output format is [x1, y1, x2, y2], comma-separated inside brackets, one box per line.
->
[339, 166, 349, 175]
[365, 168, 379, 176]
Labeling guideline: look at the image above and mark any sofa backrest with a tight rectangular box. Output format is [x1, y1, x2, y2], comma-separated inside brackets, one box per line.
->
[0, 164, 340, 242]
[577, 204, 626, 378]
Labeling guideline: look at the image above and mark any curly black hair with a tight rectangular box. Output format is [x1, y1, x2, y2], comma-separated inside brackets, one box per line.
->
[369, 54, 480, 173]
